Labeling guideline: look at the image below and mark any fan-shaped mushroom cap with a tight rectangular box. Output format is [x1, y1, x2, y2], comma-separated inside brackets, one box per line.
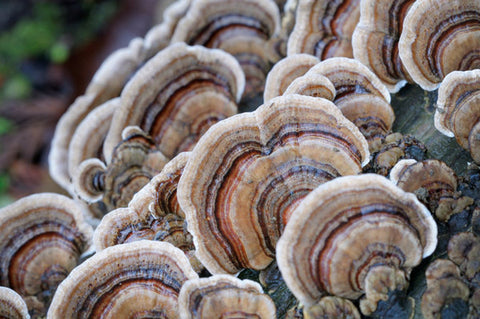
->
[93, 152, 202, 271]
[398, 0, 480, 91]
[178, 94, 369, 274]
[434, 70, 480, 163]
[0, 287, 30, 319]
[0, 193, 93, 317]
[276, 174, 437, 307]
[303, 296, 360, 319]
[103, 43, 244, 163]
[48, 0, 190, 195]
[74, 127, 169, 212]
[67, 97, 119, 180]
[47, 240, 197, 318]
[421, 259, 470, 319]
[307, 57, 391, 103]
[390, 159, 459, 221]
[352, 0, 415, 92]
[305, 58, 394, 151]
[171, 0, 281, 99]
[263, 54, 320, 102]
[283, 72, 336, 100]
[178, 275, 276, 318]
[448, 232, 480, 282]
[287, 0, 360, 59]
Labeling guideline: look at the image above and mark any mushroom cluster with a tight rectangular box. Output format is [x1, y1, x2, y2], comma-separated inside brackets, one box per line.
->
[178, 93, 369, 274]
[435, 70, 480, 164]
[0, 193, 93, 317]
[6, 0, 480, 317]
[276, 174, 437, 315]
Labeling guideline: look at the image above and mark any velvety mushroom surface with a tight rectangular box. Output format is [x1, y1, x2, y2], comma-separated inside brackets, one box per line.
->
[0, 193, 93, 317]
[263, 53, 320, 102]
[171, 0, 281, 99]
[47, 241, 198, 319]
[0, 287, 30, 319]
[434, 70, 480, 163]
[398, 0, 480, 90]
[287, 0, 360, 59]
[276, 174, 437, 314]
[178, 93, 369, 274]
[74, 127, 169, 213]
[352, 0, 415, 92]
[178, 275, 276, 318]
[103, 42, 244, 163]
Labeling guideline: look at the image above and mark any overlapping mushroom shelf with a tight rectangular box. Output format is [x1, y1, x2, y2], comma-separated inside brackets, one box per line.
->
[4, 0, 480, 318]
[178, 93, 369, 274]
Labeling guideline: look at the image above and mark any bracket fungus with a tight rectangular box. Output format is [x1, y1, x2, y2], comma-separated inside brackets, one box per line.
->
[0, 193, 93, 317]
[352, 0, 415, 93]
[390, 159, 462, 221]
[287, 0, 360, 59]
[74, 127, 169, 213]
[303, 296, 360, 319]
[103, 42, 244, 163]
[398, 0, 480, 90]
[302, 57, 394, 151]
[178, 275, 276, 318]
[47, 240, 198, 318]
[263, 53, 320, 102]
[0, 287, 30, 319]
[67, 98, 119, 181]
[178, 93, 369, 274]
[434, 70, 480, 164]
[448, 232, 480, 284]
[171, 0, 281, 99]
[276, 174, 437, 315]
[48, 0, 190, 195]
[93, 152, 202, 272]
[421, 259, 470, 319]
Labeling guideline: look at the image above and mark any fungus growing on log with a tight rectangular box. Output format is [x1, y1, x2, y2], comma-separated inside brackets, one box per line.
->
[178, 93, 369, 274]
[178, 275, 276, 318]
[352, 0, 415, 92]
[434, 70, 480, 164]
[171, 0, 281, 99]
[287, 0, 360, 59]
[0, 193, 93, 317]
[103, 42, 244, 163]
[74, 127, 169, 212]
[0, 287, 30, 319]
[47, 241, 198, 318]
[398, 0, 480, 90]
[276, 174, 437, 315]
[263, 54, 320, 102]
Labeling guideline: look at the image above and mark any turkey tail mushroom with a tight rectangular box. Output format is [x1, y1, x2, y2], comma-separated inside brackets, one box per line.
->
[398, 0, 480, 90]
[103, 43, 244, 163]
[276, 174, 437, 316]
[352, 0, 415, 92]
[171, 0, 281, 100]
[177, 93, 369, 274]
[434, 70, 480, 164]
[0, 193, 93, 317]
[287, 0, 361, 59]
[47, 241, 198, 318]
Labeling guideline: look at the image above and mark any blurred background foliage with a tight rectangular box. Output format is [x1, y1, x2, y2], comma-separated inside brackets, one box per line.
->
[0, 0, 118, 100]
[0, 0, 121, 206]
